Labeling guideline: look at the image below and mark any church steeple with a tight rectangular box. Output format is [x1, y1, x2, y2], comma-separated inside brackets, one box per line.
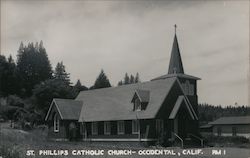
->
[168, 25, 184, 74]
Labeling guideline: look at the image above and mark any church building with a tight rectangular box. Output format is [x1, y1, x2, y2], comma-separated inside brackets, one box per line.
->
[45, 27, 202, 146]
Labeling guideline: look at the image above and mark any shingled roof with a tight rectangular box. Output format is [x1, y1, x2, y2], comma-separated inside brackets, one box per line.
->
[131, 89, 150, 103]
[169, 95, 198, 120]
[45, 99, 83, 120]
[77, 78, 177, 122]
[209, 116, 250, 125]
[152, 73, 201, 81]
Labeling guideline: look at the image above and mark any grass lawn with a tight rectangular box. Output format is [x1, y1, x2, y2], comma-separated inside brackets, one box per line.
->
[0, 122, 250, 158]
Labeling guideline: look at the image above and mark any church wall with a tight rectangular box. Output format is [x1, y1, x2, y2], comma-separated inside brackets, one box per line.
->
[156, 81, 184, 119]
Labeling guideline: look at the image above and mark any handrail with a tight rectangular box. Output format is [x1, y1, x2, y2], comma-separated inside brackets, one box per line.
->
[188, 133, 204, 147]
[172, 132, 183, 148]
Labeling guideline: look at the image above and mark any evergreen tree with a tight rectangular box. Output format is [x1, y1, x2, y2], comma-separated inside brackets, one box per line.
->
[54, 61, 71, 85]
[92, 69, 111, 89]
[6, 55, 18, 95]
[118, 80, 123, 86]
[73, 79, 88, 96]
[32, 79, 75, 115]
[16, 41, 52, 97]
[0, 55, 18, 96]
[124, 73, 130, 85]
[130, 75, 135, 84]
[135, 72, 140, 83]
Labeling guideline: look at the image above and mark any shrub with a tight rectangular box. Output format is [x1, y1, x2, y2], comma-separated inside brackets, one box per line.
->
[204, 135, 249, 146]
[0, 145, 21, 158]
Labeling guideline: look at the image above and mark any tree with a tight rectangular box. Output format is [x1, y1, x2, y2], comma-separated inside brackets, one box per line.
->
[117, 80, 123, 86]
[130, 75, 135, 84]
[54, 61, 71, 85]
[16, 41, 52, 97]
[118, 72, 140, 86]
[92, 69, 111, 89]
[135, 72, 140, 83]
[73, 79, 88, 96]
[32, 79, 75, 114]
[124, 73, 130, 85]
[0, 55, 18, 96]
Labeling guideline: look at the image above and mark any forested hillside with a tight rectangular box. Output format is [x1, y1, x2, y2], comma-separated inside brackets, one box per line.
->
[0, 41, 249, 128]
[198, 103, 250, 125]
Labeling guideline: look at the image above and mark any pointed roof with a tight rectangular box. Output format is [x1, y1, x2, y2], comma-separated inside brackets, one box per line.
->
[169, 95, 197, 120]
[131, 89, 150, 103]
[77, 78, 177, 122]
[168, 31, 184, 74]
[45, 99, 83, 121]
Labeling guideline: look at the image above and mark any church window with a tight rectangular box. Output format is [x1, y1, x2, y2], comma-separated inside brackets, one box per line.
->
[156, 119, 164, 134]
[185, 81, 189, 95]
[182, 80, 194, 95]
[132, 120, 139, 134]
[189, 83, 194, 95]
[134, 98, 141, 111]
[81, 122, 86, 136]
[92, 122, 98, 135]
[217, 127, 221, 136]
[117, 121, 125, 134]
[104, 121, 111, 135]
[54, 114, 59, 132]
[232, 127, 237, 136]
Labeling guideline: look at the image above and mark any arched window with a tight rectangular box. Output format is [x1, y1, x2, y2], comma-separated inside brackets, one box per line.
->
[54, 114, 59, 132]
[134, 98, 141, 111]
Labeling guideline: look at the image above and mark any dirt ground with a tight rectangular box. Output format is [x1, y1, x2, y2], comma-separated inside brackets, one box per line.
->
[0, 122, 250, 158]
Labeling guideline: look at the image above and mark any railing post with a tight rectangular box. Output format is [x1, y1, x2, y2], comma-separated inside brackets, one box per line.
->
[188, 133, 204, 148]
[172, 132, 183, 148]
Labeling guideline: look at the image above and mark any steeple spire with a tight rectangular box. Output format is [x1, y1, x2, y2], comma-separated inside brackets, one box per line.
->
[168, 25, 184, 74]
[174, 24, 177, 34]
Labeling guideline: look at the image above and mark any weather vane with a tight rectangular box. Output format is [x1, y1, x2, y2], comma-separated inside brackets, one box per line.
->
[174, 24, 177, 34]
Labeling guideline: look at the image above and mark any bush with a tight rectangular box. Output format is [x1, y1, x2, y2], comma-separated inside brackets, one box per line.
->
[0, 145, 21, 158]
[204, 135, 249, 146]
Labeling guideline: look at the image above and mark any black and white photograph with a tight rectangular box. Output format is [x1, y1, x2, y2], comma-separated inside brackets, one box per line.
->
[0, 0, 249, 158]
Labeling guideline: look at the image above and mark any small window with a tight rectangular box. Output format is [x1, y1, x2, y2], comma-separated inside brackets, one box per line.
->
[104, 122, 111, 135]
[81, 123, 86, 135]
[92, 122, 98, 135]
[156, 119, 164, 134]
[189, 83, 194, 95]
[232, 127, 237, 136]
[217, 127, 221, 136]
[117, 121, 125, 135]
[54, 114, 59, 132]
[134, 98, 141, 111]
[132, 120, 139, 134]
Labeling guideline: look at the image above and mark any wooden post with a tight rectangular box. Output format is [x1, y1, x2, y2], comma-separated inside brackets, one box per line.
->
[138, 119, 141, 141]
[136, 111, 141, 142]
[84, 123, 87, 141]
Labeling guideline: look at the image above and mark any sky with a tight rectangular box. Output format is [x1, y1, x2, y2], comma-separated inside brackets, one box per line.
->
[0, 0, 249, 106]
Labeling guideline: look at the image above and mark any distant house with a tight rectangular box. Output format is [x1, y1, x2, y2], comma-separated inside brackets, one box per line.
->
[45, 28, 202, 145]
[209, 116, 250, 138]
[200, 124, 213, 136]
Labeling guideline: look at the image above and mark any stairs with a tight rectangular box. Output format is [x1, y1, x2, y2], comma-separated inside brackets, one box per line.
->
[170, 133, 204, 148]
